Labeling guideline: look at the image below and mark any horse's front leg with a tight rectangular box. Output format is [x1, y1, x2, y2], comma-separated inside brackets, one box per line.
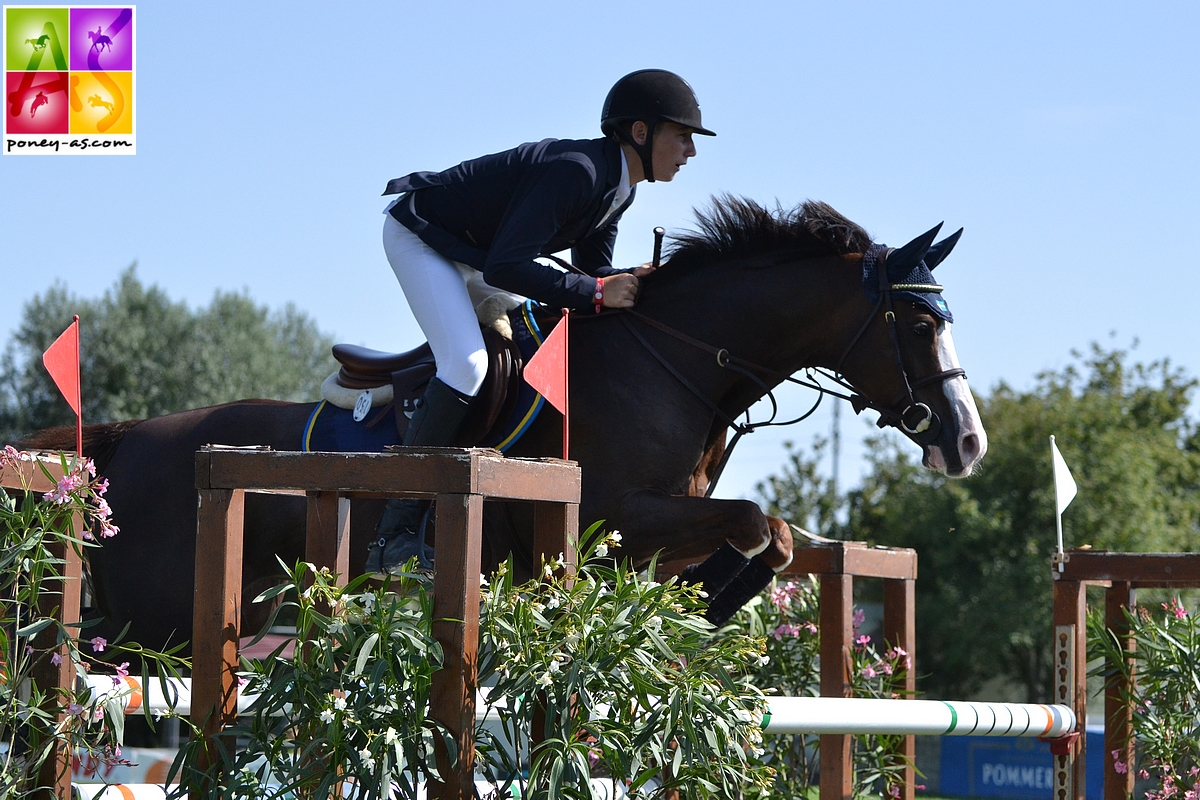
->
[616, 490, 793, 625]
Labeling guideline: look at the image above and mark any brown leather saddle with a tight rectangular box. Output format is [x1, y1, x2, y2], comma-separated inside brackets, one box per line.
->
[331, 325, 524, 445]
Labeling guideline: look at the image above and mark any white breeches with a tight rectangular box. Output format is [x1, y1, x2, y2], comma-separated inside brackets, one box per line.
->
[382, 215, 524, 397]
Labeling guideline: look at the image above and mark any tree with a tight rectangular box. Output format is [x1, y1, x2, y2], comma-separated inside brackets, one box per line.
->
[0, 266, 336, 442]
[758, 343, 1200, 702]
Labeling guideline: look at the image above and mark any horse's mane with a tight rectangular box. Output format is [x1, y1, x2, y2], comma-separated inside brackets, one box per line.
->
[663, 196, 872, 273]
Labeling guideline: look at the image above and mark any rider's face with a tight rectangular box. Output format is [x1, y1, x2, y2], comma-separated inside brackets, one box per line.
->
[650, 121, 697, 182]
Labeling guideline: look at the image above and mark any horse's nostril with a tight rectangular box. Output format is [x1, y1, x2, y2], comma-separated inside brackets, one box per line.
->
[960, 433, 981, 463]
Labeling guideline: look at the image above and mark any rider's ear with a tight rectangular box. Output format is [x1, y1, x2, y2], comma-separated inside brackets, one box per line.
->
[886, 222, 942, 280]
[924, 228, 963, 271]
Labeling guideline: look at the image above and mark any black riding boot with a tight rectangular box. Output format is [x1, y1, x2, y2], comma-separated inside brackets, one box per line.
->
[366, 377, 473, 576]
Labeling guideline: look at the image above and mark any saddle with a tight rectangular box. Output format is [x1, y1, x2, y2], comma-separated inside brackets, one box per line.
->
[326, 324, 525, 445]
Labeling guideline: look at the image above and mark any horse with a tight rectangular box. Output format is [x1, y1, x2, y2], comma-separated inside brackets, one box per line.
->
[88, 28, 112, 53]
[30, 91, 48, 118]
[88, 94, 114, 113]
[26, 35, 50, 51]
[20, 197, 987, 653]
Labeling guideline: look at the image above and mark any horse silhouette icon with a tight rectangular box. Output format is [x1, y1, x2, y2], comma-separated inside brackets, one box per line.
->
[26, 35, 50, 51]
[30, 91, 49, 118]
[88, 26, 113, 53]
[88, 93, 114, 113]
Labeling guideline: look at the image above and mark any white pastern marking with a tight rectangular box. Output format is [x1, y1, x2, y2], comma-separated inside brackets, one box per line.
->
[937, 323, 988, 470]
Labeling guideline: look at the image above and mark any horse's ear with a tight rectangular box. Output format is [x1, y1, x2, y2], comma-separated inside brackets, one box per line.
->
[924, 227, 963, 271]
[886, 222, 943, 280]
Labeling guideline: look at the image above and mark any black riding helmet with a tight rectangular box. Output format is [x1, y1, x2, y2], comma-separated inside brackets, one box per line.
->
[601, 69, 715, 183]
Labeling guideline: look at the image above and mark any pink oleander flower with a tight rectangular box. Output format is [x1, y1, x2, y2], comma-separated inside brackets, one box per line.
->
[1140, 770, 1151, 780]
[862, 665, 877, 679]
[916, 785, 926, 791]
[887, 784, 901, 798]
[24, 644, 34, 657]
[51, 653, 62, 666]
[93, 477, 109, 495]
[94, 497, 112, 519]
[1, 444, 21, 469]
[772, 623, 801, 640]
[90, 636, 107, 653]
[1162, 599, 1188, 620]
[82, 457, 96, 477]
[853, 608, 865, 629]
[1183, 791, 1196, 800]
[803, 621, 818, 634]
[116, 662, 129, 678]
[770, 582, 800, 610]
[82, 529, 96, 541]
[44, 473, 84, 504]
[880, 661, 894, 675]
[855, 634, 871, 646]
[98, 519, 119, 538]
[68, 703, 84, 716]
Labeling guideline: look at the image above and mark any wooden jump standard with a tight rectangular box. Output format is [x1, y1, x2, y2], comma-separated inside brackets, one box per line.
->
[192, 446, 580, 800]
[661, 538, 917, 800]
[1054, 549, 1200, 800]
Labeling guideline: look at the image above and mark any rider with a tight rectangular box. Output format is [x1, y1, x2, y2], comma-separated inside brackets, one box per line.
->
[366, 69, 715, 575]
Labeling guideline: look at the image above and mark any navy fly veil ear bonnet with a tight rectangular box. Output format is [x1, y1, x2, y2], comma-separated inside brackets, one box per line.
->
[862, 225, 963, 323]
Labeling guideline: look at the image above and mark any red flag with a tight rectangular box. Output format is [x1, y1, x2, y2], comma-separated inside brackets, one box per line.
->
[523, 310, 570, 459]
[43, 318, 81, 416]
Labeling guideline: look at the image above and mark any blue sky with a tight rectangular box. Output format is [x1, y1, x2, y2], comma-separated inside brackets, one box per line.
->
[2, 1, 1197, 501]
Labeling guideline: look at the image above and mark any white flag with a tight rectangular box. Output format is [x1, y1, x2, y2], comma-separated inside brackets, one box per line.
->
[1050, 436, 1077, 515]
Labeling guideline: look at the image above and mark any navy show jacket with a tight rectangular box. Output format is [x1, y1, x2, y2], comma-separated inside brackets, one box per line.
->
[383, 136, 634, 310]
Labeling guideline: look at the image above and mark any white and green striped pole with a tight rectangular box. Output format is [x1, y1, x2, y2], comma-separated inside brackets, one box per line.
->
[762, 697, 1075, 737]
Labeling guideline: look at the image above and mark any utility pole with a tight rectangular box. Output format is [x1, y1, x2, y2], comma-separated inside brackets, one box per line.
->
[831, 401, 841, 496]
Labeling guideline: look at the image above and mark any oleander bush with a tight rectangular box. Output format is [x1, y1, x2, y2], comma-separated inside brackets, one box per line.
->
[1090, 597, 1200, 800]
[735, 576, 913, 799]
[0, 446, 188, 797]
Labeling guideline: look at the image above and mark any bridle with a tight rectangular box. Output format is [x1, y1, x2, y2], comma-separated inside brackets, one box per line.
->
[831, 244, 966, 444]
[546, 246, 966, 496]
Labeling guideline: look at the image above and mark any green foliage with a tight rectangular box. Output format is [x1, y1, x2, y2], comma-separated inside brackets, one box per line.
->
[735, 577, 913, 799]
[171, 563, 444, 799]
[0, 265, 335, 441]
[758, 343, 1200, 702]
[477, 523, 773, 799]
[1089, 597, 1200, 800]
[0, 446, 188, 796]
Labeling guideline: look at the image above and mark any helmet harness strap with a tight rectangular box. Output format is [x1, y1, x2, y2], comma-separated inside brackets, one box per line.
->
[616, 121, 657, 183]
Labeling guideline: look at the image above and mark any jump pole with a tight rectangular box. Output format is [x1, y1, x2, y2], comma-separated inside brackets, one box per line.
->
[87, 676, 1074, 739]
[762, 697, 1075, 738]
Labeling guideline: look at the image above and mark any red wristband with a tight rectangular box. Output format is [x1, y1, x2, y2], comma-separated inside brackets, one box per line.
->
[593, 277, 604, 314]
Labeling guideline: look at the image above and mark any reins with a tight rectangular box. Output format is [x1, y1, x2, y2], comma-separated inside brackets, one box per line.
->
[539, 246, 965, 497]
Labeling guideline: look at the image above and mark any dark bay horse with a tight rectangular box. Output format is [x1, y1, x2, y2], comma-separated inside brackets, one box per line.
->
[22, 198, 987, 651]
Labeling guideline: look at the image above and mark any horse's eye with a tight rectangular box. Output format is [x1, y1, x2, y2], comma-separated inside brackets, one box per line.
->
[912, 322, 932, 337]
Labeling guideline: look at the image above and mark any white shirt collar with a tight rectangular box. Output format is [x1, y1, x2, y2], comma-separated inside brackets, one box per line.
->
[596, 148, 632, 230]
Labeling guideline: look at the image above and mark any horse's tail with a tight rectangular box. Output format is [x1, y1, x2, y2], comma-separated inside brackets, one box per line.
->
[16, 419, 143, 477]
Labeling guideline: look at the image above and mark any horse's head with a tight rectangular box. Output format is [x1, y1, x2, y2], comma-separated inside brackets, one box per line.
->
[834, 224, 987, 477]
[649, 197, 987, 477]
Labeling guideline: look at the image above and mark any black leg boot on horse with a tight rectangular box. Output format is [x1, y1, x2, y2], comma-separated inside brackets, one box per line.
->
[365, 377, 472, 576]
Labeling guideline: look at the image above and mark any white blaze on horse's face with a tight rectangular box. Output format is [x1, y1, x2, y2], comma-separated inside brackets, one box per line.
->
[923, 322, 988, 477]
